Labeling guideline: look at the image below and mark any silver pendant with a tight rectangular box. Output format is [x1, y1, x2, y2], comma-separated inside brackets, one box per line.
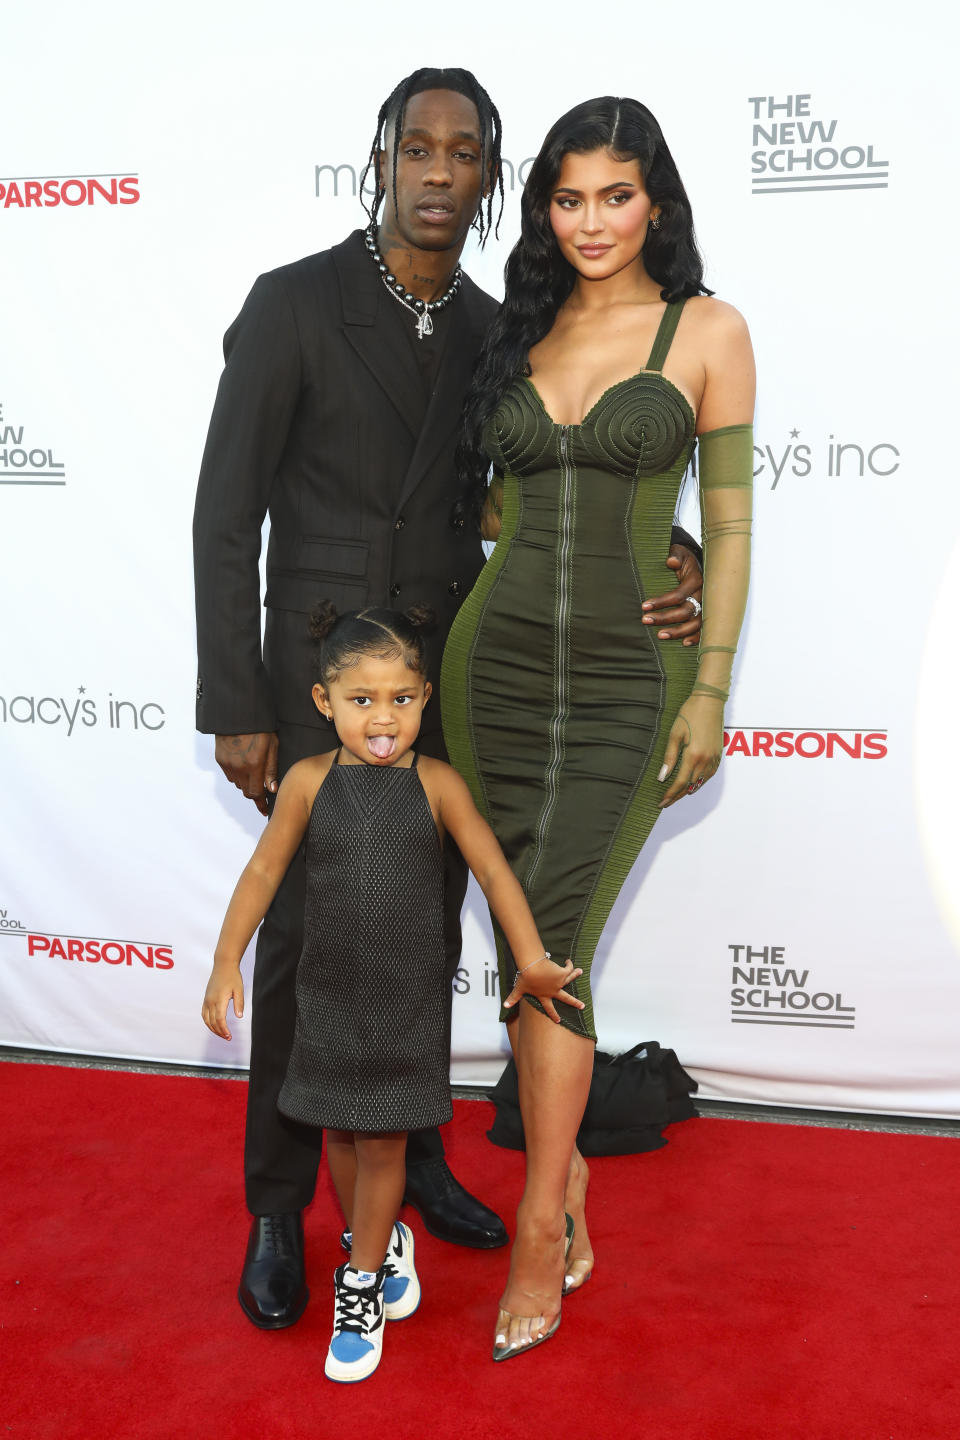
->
[417, 310, 434, 340]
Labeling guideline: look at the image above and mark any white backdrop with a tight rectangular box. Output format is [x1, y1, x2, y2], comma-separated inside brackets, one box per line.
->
[2, 0, 959, 1115]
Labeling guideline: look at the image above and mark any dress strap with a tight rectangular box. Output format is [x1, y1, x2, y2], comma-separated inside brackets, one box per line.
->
[411, 748, 421, 770]
[645, 299, 687, 373]
[333, 745, 343, 765]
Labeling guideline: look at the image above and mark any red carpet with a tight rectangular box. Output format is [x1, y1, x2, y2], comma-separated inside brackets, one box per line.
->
[1, 1063, 958, 1440]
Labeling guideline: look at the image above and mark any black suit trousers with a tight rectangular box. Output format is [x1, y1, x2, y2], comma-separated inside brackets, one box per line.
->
[244, 722, 468, 1214]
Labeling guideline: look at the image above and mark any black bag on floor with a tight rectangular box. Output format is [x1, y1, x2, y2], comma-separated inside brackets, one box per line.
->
[486, 1041, 698, 1157]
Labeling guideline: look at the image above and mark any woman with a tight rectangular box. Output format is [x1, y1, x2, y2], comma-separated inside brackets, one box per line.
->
[441, 96, 754, 1359]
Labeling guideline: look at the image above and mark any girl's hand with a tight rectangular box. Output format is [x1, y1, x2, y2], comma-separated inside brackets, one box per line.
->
[503, 954, 585, 1024]
[657, 695, 724, 808]
[202, 962, 244, 1040]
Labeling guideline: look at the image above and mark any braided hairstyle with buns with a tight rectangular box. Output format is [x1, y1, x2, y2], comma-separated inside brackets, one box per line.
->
[310, 602, 436, 688]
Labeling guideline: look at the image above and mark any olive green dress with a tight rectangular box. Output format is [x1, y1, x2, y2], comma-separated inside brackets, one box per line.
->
[441, 301, 699, 1042]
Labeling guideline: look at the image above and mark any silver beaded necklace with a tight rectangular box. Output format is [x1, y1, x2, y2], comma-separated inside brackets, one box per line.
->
[364, 225, 462, 339]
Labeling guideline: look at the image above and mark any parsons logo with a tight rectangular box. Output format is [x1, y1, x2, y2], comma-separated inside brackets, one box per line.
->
[28, 932, 173, 970]
[0, 907, 173, 971]
[0, 173, 140, 210]
[0, 904, 172, 973]
[749, 93, 888, 195]
[723, 728, 887, 759]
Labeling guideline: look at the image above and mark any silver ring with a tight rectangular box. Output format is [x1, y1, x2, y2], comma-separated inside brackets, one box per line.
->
[686, 597, 702, 617]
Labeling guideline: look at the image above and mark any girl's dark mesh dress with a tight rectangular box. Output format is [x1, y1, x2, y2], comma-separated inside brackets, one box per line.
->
[278, 752, 453, 1133]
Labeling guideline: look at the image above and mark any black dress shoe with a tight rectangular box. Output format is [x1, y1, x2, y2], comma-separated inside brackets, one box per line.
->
[403, 1159, 508, 1249]
[238, 1213, 309, 1328]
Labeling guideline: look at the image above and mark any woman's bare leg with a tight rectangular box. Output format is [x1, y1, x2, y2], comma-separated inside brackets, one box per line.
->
[562, 1147, 593, 1292]
[505, 1021, 595, 1296]
[496, 1003, 594, 1350]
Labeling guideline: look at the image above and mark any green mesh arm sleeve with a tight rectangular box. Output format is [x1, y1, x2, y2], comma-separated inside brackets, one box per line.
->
[692, 423, 753, 702]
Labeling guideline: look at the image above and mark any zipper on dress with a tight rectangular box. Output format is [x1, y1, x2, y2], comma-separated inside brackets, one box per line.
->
[527, 425, 574, 890]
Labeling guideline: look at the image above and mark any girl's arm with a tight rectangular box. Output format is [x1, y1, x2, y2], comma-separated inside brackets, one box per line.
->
[659, 305, 755, 807]
[435, 766, 585, 1022]
[201, 759, 321, 1039]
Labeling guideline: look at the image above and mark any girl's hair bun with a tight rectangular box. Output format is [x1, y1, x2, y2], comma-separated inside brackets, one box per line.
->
[404, 603, 437, 635]
[309, 599, 339, 642]
[308, 602, 433, 686]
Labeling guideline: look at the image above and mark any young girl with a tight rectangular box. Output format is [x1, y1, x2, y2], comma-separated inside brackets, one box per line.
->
[202, 604, 584, 1382]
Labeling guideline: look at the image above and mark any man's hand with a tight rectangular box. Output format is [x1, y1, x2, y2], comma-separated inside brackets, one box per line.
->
[642, 544, 704, 645]
[215, 732, 279, 816]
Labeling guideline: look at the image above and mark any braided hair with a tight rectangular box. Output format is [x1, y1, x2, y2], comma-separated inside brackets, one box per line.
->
[310, 602, 436, 687]
[360, 67, 504, 245]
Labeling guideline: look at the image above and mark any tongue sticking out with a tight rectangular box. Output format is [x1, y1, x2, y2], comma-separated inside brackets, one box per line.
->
[367, 735, 396, 760]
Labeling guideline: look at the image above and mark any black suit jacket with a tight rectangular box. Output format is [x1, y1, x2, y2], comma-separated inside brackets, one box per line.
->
[193, 229, 497, 745]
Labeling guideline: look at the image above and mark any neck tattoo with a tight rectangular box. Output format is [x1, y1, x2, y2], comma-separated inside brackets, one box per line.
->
[364, 224, 462, 339]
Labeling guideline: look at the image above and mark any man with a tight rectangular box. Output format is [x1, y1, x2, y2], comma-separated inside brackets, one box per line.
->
[193, 67, 703, 1330]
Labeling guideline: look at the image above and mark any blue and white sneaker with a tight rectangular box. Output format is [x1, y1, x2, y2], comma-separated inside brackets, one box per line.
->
[324, 1264, 386, 1383]
[339, 1222, 420, 1322]
[381, 1221, 420, 1321]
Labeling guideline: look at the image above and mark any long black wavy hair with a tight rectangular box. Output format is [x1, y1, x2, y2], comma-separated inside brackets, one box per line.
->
[458, 96, 712, 522]
[360, 67, 504, 245]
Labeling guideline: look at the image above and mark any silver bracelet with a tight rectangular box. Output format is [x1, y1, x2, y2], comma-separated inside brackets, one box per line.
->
[514, 951, 550, 987]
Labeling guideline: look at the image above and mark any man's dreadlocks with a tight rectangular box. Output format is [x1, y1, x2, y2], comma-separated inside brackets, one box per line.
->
[360, 67, 504, 246]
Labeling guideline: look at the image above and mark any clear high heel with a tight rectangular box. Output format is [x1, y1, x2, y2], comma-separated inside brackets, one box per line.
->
[491, 1213, 574, 1362]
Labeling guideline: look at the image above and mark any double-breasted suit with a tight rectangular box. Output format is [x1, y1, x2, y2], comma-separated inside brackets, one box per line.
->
[194, 229, 498, 1212]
